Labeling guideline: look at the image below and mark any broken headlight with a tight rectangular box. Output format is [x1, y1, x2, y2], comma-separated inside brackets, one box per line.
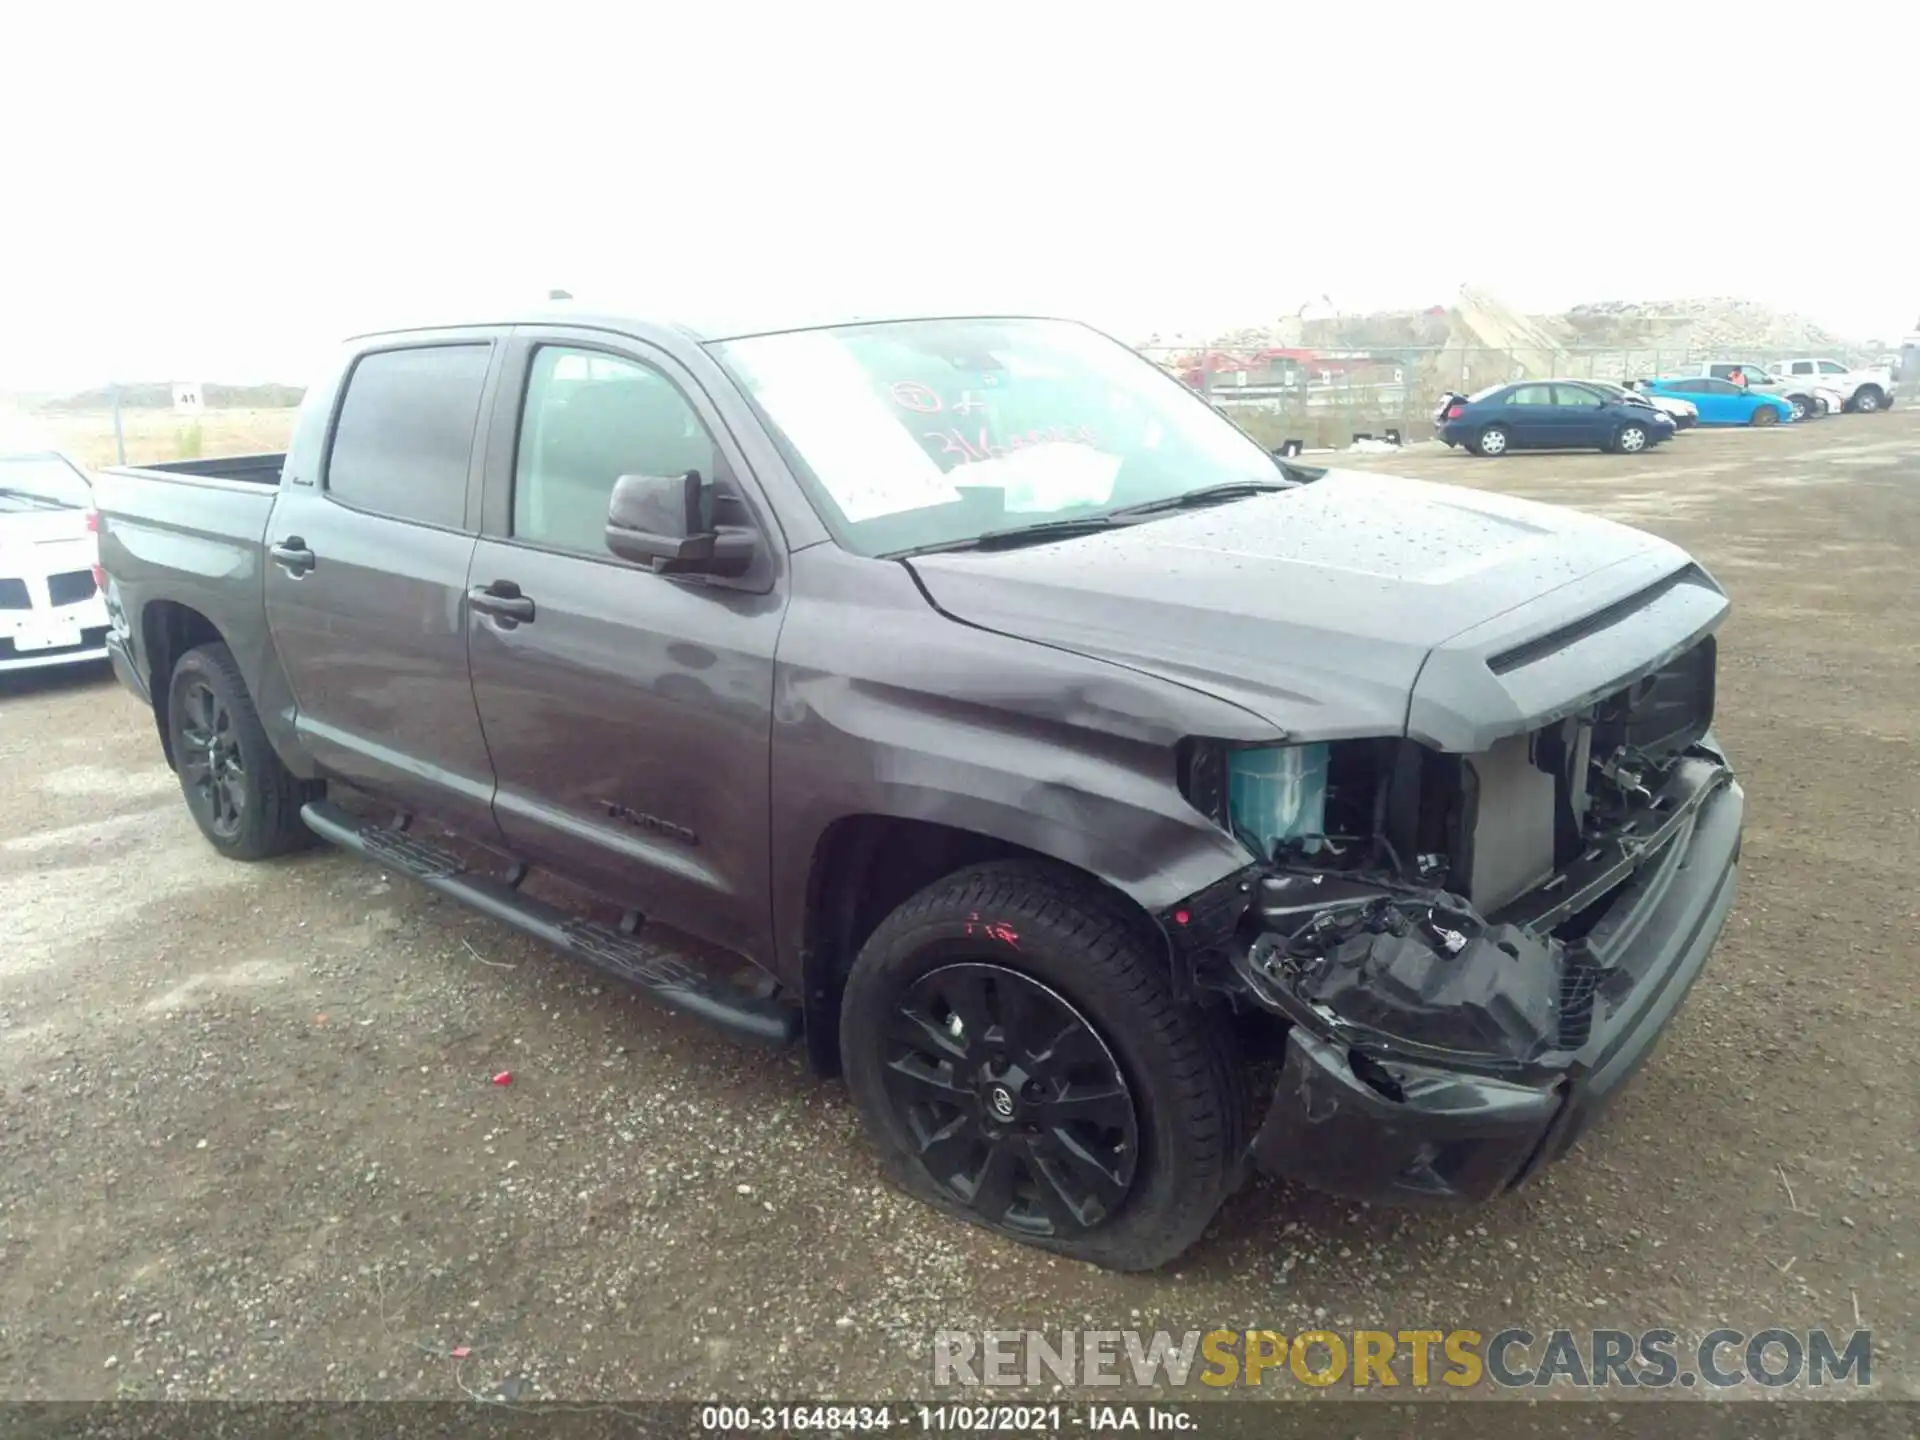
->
[1244, 874, 1565, 1064]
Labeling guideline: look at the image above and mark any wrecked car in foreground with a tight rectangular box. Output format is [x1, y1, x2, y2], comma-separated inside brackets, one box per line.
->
[93, 310, 1742, 1271]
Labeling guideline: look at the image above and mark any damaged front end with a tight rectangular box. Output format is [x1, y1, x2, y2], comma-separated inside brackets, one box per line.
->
[1166, 635, 1744, 1204]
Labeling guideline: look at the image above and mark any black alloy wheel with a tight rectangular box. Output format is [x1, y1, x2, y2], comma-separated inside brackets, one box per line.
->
[177, 677, 247, 840]
[880, 962, 1139, 1237]
[841, 860, 1243, 1270]
[165, 641, 317, 860]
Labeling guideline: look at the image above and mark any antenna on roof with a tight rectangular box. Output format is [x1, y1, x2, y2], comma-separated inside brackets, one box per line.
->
[548, 289, 573, 301]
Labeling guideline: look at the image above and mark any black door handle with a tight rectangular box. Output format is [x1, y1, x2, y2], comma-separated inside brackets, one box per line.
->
[469, 582, 535, 624]
[269, 538, 316, 574]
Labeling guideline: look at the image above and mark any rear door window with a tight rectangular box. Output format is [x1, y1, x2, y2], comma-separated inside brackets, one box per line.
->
[325, 344, 492, 529]
[1788, 360, 1816, 376]
[1509, 385, 1554, 406]
[1552, 384, 1604, 406]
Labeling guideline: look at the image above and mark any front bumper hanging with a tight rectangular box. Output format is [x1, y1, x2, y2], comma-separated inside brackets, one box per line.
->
[1193, 752, 1743, 1206]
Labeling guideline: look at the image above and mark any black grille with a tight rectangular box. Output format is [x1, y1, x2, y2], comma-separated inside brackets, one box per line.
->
[47, 570, 97, 606]
[1558, 959, 1603, 1049]
[0, 578, 29, 610]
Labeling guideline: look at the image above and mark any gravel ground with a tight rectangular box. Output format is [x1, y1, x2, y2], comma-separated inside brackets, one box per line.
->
[1, 411, 1915, 1404]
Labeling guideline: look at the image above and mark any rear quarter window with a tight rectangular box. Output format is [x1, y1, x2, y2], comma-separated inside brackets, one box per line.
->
[325, 344, 492, 529]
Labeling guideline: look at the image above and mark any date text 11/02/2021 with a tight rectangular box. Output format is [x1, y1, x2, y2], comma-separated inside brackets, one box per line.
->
[699, 1405, 1196, 1432]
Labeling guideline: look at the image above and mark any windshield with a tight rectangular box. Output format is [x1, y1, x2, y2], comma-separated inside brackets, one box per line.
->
[711, 318, 1288, 556]
[0, 453, 92, 512]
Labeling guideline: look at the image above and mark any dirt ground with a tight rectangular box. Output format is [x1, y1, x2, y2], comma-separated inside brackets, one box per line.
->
[1, 411, 1915, 1405]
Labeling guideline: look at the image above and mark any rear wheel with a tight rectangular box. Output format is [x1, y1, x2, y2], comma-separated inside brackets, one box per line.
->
[167, 643, 316, 861]
[1787, 394, 1811, 422]
[1612, 423, 1649, 454]
[840, 861, 1243, 1271]
[1750, 404, 1779, 426]
[1473, 424, 1510, 457]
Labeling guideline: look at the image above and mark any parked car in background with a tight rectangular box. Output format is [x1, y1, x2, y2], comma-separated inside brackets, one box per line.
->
[1, 449, 109, 675]
[1437, 381, 1675, 456]
[91, 308, 1745, 1269]
[1775, 357, 1896, 413]
[1641, 377, 1796, 427]
[1583, 379, 1697, 429]
[1686, 362, 1832, 422]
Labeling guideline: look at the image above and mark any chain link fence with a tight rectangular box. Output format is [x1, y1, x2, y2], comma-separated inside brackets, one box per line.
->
[1139, 344, 1841, 450]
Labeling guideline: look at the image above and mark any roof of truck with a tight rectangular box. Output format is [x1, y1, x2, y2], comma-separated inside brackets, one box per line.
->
[346, 307, 1077, 346]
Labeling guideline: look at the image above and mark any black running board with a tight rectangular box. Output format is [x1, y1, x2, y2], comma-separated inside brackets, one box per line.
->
[301, 801, 799, 1046]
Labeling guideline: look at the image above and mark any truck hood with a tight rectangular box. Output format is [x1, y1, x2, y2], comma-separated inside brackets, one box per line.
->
[905, 469, 1719, 750]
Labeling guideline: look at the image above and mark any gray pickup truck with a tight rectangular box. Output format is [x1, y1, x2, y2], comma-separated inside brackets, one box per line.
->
[93, 310, 1744, 1270]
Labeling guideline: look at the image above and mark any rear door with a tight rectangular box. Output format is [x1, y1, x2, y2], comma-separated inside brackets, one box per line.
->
[263, 332, 506, 837]
[464, 328, 786, 961]
[1503, 383, 1562, 447]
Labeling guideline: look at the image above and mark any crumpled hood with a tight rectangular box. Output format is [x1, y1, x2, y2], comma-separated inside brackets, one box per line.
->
[905, 469, 1693, 743]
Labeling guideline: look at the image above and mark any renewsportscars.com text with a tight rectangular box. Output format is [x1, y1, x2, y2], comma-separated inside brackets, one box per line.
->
[933, 1327, 1873, 1390]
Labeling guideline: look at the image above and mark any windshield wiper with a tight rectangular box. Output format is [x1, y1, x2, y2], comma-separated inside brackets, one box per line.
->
[1106, 478, 1292, 519]
[889, 514, 1132, 557]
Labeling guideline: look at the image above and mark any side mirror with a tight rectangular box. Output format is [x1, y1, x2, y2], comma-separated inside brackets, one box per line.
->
[605, 470, 755, 578]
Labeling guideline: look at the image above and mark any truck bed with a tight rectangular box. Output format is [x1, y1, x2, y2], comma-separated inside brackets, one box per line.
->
[110, 453, 286, 487]
[92, 454, 287, 704]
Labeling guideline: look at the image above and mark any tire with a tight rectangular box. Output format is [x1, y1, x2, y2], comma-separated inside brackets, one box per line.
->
[1613, 423, 1649, 454]
[1473, 424, 1510, 457]
[1787, 395, 1811, 422]
[1750, 404, 1778, 427]
[166, 642, 317, 861]
[840, 860, 1244, 1271]
[1851, 386, 1883, 414]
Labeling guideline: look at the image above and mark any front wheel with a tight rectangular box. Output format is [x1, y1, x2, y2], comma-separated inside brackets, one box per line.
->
[167, 643, 317, 861]
[1612, 423, 1649, 454]
[1473, 424, 1510, 457]
[1851, 386, 1884, 413]
[1750, 404, 1779, 426]
[839, 862, 1243, 1271]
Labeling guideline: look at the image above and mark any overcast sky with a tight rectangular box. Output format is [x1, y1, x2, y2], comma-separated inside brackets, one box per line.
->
[5, 5, 1915, 390]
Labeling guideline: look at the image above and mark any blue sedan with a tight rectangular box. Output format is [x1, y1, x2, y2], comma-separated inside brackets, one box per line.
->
[1437, 381, 1675, 456]
[1642, 377, 1796, 427]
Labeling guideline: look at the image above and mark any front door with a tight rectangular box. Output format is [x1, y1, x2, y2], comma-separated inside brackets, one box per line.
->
[263, 335, 504, 837]
[1689, 378, 1740, 423]
[1549, 383, 1612, 446]
[464, 331, 786, 963]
